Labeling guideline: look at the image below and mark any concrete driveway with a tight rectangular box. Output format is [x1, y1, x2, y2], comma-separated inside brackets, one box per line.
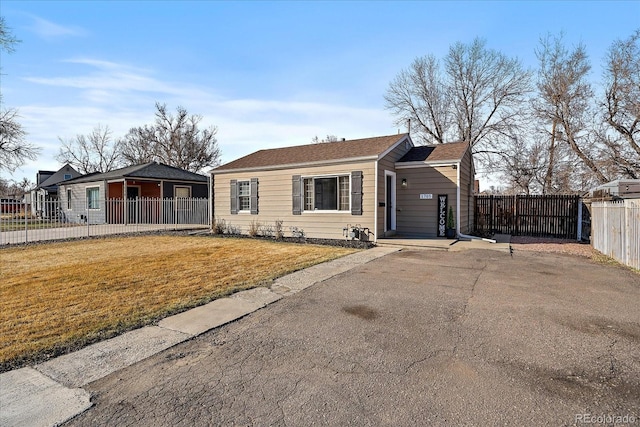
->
[66, 247, 639, 426]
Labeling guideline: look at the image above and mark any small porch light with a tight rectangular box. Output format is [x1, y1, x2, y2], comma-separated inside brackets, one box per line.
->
[401, 178, 408, 188]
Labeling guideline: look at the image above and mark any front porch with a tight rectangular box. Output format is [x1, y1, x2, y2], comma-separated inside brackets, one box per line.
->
[376, 234, 458, 250]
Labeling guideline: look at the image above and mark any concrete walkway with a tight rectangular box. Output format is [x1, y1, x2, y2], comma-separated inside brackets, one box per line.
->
[0, 238, 512, 427]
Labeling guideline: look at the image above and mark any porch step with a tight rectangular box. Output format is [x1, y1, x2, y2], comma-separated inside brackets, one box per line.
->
[376, 238, 457, 250]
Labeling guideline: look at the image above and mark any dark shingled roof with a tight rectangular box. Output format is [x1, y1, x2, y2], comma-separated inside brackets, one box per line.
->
[64, 162, 208, 184]
[37, 164, 81, 191]
[213, 134, 409, 172]
[397, 141, 469, 163]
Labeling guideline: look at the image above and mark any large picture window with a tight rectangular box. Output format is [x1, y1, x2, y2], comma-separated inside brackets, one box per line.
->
[86, 187, 99, 209]
[303, 176, 349, 211]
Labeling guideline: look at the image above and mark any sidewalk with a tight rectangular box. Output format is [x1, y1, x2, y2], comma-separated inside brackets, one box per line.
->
[0, 246, 400, 427]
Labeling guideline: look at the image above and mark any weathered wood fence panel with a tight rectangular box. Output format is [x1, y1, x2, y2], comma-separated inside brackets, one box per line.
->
[474, 195, 580, 239]
[591, 199, 640, 270]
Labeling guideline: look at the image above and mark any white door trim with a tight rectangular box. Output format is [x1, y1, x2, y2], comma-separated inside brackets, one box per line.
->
[384, 170, 396, 232]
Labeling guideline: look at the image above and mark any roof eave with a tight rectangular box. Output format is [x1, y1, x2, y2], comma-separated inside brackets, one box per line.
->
[395, 159, 461, 169]
[211, 155, 379, 175]
[377, 134, 413, 160]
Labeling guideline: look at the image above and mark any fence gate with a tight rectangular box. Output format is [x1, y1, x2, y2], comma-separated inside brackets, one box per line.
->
[474, 195, 580, 239]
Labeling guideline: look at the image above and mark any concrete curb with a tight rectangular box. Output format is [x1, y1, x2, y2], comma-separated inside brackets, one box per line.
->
[0, 246, 398, 427]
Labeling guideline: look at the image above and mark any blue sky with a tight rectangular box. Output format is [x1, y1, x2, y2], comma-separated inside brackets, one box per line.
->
[1, 0, 639, 188]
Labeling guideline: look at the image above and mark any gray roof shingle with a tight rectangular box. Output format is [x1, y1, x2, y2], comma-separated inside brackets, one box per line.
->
[397, 141, 469, 163]
[64, 162, 208, 184]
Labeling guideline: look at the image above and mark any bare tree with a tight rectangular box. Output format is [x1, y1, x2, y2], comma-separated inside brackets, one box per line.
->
[121, 103, 220, 173]
[0, 17, 39, 173]
[311, 134, 338, 144]
[601, 30, 640, 179]
[385, 55, 451, 144]
[57, 125, 122, 174]
[0, 176, 33, 196]
[385, 38, 532, 161]
[534, 34, 607, 184]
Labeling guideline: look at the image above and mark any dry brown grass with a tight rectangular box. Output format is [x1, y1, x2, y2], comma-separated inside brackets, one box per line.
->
[0, 235, 357, 371]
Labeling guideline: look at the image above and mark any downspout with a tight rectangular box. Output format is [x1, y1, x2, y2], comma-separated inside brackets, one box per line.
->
[208, 174, 213, 231]
[455, 160, 495, 242]
[374, 160, 378, 243]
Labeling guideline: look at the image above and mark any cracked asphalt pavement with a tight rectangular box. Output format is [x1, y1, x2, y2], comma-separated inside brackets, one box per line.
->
[65, 248, 640, 426]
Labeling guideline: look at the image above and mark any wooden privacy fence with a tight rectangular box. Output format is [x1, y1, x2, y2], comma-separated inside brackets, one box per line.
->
[591, 200, 640, 270]
[474, 195, 580, 239]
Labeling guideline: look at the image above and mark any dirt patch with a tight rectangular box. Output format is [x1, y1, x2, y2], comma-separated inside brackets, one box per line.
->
[510, 236, 596, 258]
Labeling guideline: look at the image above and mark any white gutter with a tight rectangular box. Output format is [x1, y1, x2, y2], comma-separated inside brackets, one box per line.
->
[455, 160, 495, 242]
[208, 175, 213, 230]
[374, 159, 378, 243]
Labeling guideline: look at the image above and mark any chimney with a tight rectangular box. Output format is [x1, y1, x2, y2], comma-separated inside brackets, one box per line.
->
[407, 118, 411, 134]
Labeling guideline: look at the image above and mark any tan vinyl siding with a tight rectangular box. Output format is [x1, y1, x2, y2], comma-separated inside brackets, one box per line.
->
[213, 161, 376, 240]
[395, 166, 458, 237]
[459, 149, 474, 234]
[376, 140, 412, 236]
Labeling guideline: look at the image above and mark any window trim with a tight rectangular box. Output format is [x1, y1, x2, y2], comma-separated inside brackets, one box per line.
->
[237, 180, 251, 213]
[174, 185, 191, 198]
[301, 174, 351, 213]
[85, 186, 100, 210]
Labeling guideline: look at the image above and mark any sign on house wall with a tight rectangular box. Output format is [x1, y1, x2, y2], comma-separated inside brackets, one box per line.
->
[438, 194, 448, 237]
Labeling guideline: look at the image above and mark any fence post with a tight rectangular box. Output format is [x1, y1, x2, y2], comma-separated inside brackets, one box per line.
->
[24, 197, 28, 243]
[624, 200, 629, 267]
[577, 200, 582, 241]
[87, 201, 90, 237]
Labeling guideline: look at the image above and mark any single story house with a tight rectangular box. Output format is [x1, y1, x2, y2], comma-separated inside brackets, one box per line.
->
[210, 133, 474, 241]
[59, 162, 208, 224]
[30, 163, 81, 217]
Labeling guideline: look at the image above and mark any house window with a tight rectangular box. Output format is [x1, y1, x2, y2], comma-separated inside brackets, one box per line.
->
[86, 187, 99, 209]
[175, 186, 191, 198]
[67, 189, 72, 210]
[64, 174, 72, 180]
[303, 175, 349, 211]
[238, 181, 250, 211]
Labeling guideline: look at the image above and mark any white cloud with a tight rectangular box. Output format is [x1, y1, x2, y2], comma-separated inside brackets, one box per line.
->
[29, 16, 87, 39]
[6, 57, 396, 182]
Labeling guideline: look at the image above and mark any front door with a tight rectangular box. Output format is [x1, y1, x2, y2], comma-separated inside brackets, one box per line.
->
[386, 175, 392, 230]
[384, 171, 396, 233]
[127, 186, 139, 223]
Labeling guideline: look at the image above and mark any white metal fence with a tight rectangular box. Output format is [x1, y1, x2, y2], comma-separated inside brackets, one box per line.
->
[0, 197, 209, 245]
[591, 199, 640, 270]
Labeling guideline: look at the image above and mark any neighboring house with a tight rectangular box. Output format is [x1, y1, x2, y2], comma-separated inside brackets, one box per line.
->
[30, 164, 81, 217]
[58, 162, 208, 224]
[210, 134, 474, 241]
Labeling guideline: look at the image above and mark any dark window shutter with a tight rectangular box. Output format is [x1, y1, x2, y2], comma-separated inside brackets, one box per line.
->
[292, 175, 302, 215]
[250, 178, 258, 215]
[351, 171, 363, 215]
[230, 179, 238, 214]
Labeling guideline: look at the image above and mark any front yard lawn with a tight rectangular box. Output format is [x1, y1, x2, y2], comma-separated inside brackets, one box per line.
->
[0, 235, 357, 371]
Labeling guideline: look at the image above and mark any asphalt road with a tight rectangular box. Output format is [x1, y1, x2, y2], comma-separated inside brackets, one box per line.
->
[65, 247, 640, 426]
